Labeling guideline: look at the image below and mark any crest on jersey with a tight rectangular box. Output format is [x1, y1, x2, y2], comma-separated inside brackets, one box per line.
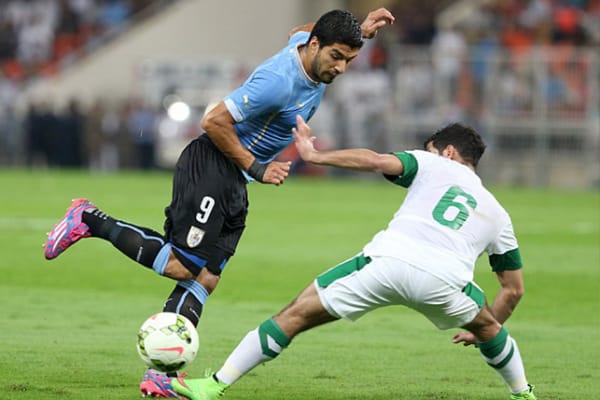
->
[186, 226, 205, 248]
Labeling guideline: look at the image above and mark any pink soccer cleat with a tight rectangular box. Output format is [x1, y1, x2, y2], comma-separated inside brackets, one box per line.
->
[140, 369, 187, 398]
[44, 198, 96, 260]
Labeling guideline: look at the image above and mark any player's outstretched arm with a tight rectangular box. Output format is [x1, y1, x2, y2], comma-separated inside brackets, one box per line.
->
[360, 7, 395, 39]
[293, 115, 403, 175]
[202, 102, 290, 186]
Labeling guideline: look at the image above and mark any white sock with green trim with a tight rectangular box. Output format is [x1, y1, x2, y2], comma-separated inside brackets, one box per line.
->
[215, 318, 291, 385]
[478, 327, 529, 394]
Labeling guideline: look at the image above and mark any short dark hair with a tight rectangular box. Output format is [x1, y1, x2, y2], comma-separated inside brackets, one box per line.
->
[309, 10, 363, 49]
[423, 123, 486, 168]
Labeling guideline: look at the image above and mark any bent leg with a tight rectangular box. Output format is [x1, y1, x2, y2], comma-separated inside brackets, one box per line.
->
[215, 282, 338, 385]
[462, 305, 501, 342]
[464, 308, 531, 394]
[162, 267, 218, 326]
[274, 282, 339, 338]
[82, 208, 178, 273]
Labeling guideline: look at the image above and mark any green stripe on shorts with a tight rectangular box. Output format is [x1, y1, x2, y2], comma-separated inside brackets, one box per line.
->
[462, 282, 485, 308]
[316, 253, 371, 288]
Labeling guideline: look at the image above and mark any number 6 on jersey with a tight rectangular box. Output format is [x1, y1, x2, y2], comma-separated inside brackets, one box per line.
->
[432, 186, 477, 230]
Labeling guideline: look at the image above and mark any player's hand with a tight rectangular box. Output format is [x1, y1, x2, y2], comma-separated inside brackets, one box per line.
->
[262, 160, 291, 186]
[292, 115, 317, 162]
[361, 8, 395, 39]
[452, 331, 478, 347]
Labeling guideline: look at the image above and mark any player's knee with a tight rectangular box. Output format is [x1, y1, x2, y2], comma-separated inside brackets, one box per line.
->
[465, 308, 501, 342]
[275, 296, 331, 336]
[272, 313, 302, 339]
[163, 257, 195, 280]
[195, 268, 220, 293]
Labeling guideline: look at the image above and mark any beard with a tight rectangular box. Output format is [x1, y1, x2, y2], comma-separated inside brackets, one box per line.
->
[310, 58, 336, 84]
[319, 71, 336, 84]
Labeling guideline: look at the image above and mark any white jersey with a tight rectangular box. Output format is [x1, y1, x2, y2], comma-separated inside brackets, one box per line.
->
[363, 150, 521, 288]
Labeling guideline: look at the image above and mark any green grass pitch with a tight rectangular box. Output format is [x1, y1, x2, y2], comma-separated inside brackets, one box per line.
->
[1, 170, 598, 399]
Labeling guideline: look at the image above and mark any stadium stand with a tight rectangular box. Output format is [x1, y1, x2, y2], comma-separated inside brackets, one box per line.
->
[0, 0, 175, 81]
[0, 0, 598, 187]
[0, 0, 178, 169]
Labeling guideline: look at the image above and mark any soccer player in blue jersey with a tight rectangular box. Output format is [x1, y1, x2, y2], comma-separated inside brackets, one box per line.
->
[43, 7, 394, 398]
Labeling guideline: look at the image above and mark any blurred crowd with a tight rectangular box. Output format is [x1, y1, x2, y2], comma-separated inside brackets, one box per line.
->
[0, 0, 178, 169]
[382, 0, 598, 128]
[394, 0, 597, 46]
[0, 97, 185, 170]
[347, 0, 598, 71]
[0, 0, 598, 170]
[323, 0, 598, 156]
[0, 0, 168, 81]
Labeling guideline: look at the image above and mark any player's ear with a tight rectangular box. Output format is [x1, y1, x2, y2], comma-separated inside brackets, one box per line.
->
[442, 145, 455, 159]
[309, 36, 320, 53]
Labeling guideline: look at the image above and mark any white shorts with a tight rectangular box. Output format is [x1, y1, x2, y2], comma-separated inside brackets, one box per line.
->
[315, 254, 483, 330]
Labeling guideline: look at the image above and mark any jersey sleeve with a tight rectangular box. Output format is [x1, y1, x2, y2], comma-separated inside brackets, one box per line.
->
[384, 151, 418, 188]
[224, 69, 289, 123]
[487, 221, 523, 271]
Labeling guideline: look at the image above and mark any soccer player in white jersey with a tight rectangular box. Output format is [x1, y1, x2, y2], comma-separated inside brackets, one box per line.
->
[171, 115, 537, 400]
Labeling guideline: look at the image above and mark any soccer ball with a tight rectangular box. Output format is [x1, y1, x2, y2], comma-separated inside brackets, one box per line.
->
[136, 312, 199, 372]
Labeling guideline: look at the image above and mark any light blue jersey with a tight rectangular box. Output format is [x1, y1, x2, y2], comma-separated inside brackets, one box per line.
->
[224, 31, 325, 163]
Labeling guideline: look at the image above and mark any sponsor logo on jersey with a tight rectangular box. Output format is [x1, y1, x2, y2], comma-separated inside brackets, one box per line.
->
[186, 226, 205, 248]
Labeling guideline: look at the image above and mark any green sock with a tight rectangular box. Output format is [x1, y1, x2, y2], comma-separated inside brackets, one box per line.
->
[479, 327, 529, 393]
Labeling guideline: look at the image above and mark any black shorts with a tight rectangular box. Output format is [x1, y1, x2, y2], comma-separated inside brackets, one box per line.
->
[164, 134, 248, 276]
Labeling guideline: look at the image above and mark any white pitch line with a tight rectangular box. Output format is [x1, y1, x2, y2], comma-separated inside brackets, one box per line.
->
[0, 217, 58, 231]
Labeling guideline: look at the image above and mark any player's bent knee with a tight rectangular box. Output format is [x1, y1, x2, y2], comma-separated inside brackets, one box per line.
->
[464, 308, 502, 342]
[163, 256, 195, 280]
[195, 268, 219, 293]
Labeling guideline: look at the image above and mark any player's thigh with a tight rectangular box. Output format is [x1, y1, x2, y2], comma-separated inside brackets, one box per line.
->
[316, 255, 482, 330]
[410, 278, 483, 330]
[315, 255, 413, 321]
[167, 166, 226, 252]
[165, 137, 248, 274]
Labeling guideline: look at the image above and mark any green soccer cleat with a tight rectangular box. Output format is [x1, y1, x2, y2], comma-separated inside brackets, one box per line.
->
[510, 384, 537, 400]
[171, 371, 229, 400]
